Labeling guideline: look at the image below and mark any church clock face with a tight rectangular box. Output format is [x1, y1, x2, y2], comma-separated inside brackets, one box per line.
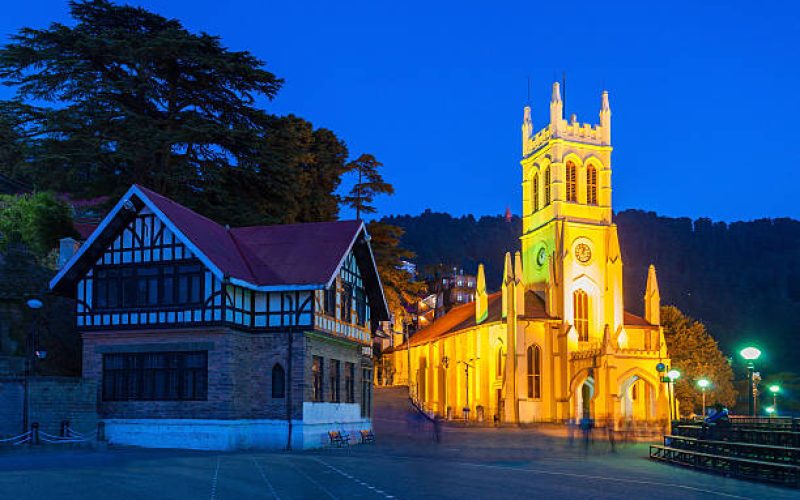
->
[536, 247, 547, 267]
[575, 243, 592, 264]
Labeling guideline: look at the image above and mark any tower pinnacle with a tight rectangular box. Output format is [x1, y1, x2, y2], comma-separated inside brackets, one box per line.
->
[599, 90, 611, 143]
[549, 82, 563, 127]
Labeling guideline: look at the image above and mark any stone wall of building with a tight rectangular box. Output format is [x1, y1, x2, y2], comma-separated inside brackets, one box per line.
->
[0, 376, 97, 438]
[84, 327, 310, 421]
[28, 377, 98, 436]
[0, 377, 24, 436]
[82, 327, 372, 424]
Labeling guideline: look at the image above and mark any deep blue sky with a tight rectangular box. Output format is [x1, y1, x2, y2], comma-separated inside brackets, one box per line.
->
[2, 1, 798, 221]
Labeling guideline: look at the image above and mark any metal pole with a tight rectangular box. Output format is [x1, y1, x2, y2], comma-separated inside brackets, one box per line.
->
[701, 389, 706, 418]
[747, 364, 754, 416]
[286, 323, 293, 451]
[465, 363, 469, 417]
[406, 323, 412, 397]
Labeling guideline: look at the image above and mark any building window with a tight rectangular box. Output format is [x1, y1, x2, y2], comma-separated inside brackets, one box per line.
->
[94, 263, 203, 311]
[574, 290, 589, 341]
[312, 356, 324, 402]
[532, 173, 539, 212]
[566, 161, 577, 202]
[527, 345, 541, 399]
[345, 362, 355, 403]
[324, 284, 337, 316]
[587, 165, 597, 205]
[272, 363, 285, 398]
[329, 359, 340, 403]
[340, 283, 352, 323]
[102, 351, 207, 401]
[544, 167, 551, 205]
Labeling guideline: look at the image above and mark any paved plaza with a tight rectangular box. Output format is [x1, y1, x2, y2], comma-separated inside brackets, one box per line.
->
[0, 388, 795, 499]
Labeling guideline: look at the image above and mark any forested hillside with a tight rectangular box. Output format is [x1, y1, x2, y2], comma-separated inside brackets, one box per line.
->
[382, 210, 800, 373]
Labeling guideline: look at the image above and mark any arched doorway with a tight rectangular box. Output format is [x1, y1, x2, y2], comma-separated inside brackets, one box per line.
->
[619, 375, 656, 422]
[576, 376, 595, 421]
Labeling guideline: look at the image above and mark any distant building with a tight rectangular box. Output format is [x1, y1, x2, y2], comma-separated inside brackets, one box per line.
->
[51, 184, 388, 450]
[431, 267, 476, 316]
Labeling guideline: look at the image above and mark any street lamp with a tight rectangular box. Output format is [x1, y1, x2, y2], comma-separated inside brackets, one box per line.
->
[667, 369, 680, 423]
[768, 384, 780, 415]
[765, 406, 775, 415]
[740, 347, 762, 417]
[458, 358, 477, 422]
[697, 378, 711, 418]
[23, 297, 44, 434]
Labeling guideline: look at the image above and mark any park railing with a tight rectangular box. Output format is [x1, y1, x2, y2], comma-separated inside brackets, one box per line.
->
[0, 421, 105, 449]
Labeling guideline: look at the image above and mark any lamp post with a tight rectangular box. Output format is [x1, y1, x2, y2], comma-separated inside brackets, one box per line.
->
[667, 369, 681, 423]
[23, 298, 44, 434]
[768, 384, 780, 415]
[458, 358, 477, 422]
[697, 378, 711, 418]
[441, 355, 450, 416]
[740, 347, 762, 417]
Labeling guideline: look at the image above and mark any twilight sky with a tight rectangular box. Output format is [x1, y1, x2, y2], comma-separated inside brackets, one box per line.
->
[2, 1, 798, 221]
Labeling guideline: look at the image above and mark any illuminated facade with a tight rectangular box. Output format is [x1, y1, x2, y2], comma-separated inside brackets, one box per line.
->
[388, 83, 671, 426]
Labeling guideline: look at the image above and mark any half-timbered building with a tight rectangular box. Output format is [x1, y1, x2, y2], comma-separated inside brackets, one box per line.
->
[50, 185, 388, 450]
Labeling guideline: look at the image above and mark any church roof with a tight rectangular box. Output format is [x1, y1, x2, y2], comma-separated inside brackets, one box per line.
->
[624, 311, 658, 328]
[404, 291, 504, 347]
[390, 291, 658, 351]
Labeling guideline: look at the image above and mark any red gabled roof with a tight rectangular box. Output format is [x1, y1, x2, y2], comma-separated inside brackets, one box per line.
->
[136, 185, 362, 288]
[624, 311, 657, 328]
[136, 185, 256, 283]
[230, 220, 363, 286]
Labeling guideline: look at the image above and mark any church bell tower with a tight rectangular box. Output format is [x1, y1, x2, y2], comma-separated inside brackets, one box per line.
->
[519, 83, 624, 343]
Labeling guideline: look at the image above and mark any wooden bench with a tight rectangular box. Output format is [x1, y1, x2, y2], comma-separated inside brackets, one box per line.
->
[360, 430, 375, 444]
[328, 431, 349, 448]
[650, 444, 800, 486]
[665, 435, 800, 465]
[673, 424, 800, 447]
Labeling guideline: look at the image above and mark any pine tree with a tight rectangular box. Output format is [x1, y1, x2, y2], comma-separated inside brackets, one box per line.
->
[367, 221, 426, 317]
[343, 154, 394, 220]
[661, 305, 737, 413]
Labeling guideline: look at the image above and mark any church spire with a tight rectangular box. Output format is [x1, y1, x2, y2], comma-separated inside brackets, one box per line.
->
[501, 252, 513, 319]
[476, 263, 488, 323]
[644, 264, 660, 325]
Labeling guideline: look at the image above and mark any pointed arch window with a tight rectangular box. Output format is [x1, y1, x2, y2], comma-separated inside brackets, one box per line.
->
[544, 167, 551, 206]
[573, 290, 589, 341]
[272, 363, 286, 398]
[526, 345, 541, 399]
[532, 173, 539, 212]
[587, 165, 597, 205]
[566, 161, 577, 202]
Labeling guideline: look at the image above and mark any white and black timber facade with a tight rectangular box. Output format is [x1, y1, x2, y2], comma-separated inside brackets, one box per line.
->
[50, 185, 389, 450]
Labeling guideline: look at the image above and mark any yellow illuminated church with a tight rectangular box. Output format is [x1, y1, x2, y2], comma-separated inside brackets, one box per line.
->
[388, 83, 671, 426]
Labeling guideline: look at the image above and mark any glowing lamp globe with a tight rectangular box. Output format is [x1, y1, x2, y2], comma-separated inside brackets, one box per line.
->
[667, 369, 680, 381]
[766, 406, 775, 415]
[697, 378, 710, 389]
[740, 347, 761, 361]
[769, 384, 780, 394]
